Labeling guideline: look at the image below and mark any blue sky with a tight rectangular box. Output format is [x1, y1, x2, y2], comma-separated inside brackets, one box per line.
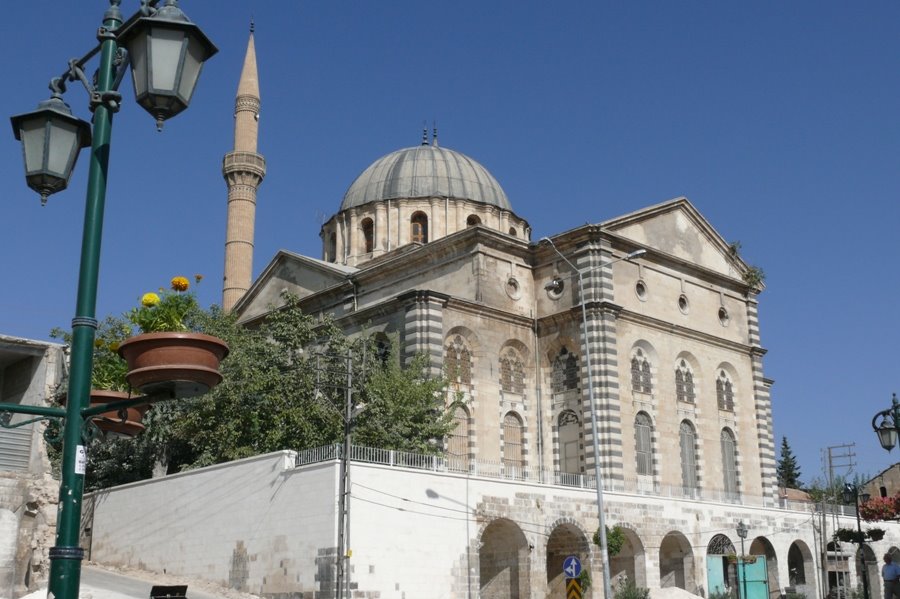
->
[1, 1, 898, 484]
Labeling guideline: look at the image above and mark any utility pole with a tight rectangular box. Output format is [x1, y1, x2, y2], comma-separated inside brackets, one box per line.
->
[822, 443, 856, 598]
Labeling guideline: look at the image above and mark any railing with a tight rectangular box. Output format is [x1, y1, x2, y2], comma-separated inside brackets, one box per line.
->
[293, 443, 800, 510]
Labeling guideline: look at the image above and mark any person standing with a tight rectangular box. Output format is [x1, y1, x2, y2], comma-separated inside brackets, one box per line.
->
[882, 553, 900, 599]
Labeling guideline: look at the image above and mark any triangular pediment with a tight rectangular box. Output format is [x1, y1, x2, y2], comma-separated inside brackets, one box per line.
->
[603, 197, 746, 280]
[234, 250, 357, 322]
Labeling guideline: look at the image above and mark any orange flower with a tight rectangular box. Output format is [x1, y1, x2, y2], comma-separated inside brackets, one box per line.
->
[170, 276, 190, 292]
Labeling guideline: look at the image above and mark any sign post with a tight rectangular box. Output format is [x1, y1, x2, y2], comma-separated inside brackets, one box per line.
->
[564, 555, 583, 599]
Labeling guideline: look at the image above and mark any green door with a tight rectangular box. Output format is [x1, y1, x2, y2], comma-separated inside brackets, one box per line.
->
[707, 556, 727, 595]
[738, 558, 769, 599]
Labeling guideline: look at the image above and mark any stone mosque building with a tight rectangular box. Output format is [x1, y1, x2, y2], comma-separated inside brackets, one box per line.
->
[83, 30, 896, 599]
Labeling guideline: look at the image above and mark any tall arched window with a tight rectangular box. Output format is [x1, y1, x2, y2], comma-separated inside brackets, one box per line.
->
[361, 218, 374, 253]
[631, 349, 652, 393]
[635, 412, 653, 476]
[551, 348, 579, 393]
[557, 410, 580, 475]
[410, 211, 428, 243]
[448, 405, 470, 469]
[721, 428, 738, 496]
[680, 420, 698, 494]
[502, 412, 524, 475]
[328, 232, 337, 263]
[675, 359, 696, 403]
[716, 370, 734, 411]
[444, 335, 472, 385]
[499, 347, 525, 394]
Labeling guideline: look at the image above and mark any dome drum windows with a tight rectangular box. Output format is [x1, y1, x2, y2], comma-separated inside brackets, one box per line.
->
[410, 211, 428, 244]
[361, 217, 374, 254]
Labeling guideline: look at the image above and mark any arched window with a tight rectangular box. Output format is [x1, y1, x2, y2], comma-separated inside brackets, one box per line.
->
[375, 335, 391, 365]
[680, 420, 698, 493]
[631, 349, 652, 393]
[551, 347, 579, 393]
[444, 335, 472, 385]
[361, 218, 374, 253]
[721, 428, 738, 496]
[499, 347, 525, 394]
[411, 211, 428, 243]
[328, 232, 337, 263]
[557, 410, 580, 475]
[466, 214, 481, 227]
[502, 412, 524, 475]
[448, 405, 470, 468]
[716, 370, 735, 411]
[635, 412, 653, 476]
[508, 227, 517, 237]
[675, 359, 696, 403]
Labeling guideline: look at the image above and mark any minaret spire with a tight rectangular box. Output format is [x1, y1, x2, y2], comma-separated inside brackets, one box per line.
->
[222, 27, 266, 312]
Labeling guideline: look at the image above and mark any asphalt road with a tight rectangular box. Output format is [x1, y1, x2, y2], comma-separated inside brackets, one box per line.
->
[81, 566, 238, 599]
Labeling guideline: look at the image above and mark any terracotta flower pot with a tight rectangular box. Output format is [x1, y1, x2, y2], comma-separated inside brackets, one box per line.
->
[60, 390, 148, 437]
[118, 332, 229, 399]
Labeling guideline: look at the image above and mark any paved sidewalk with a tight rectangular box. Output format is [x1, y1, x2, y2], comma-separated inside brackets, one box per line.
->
[17, 564, 260, 599]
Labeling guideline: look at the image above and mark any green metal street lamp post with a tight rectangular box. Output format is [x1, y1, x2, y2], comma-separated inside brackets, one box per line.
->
[3, 2, 215, 599]
[843, 484, 872, 599]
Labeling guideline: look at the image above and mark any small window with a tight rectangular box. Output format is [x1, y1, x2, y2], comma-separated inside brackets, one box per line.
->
[718, 307, 730, 326]
[678, 294, 690, 314]
[546, 277, 564, 299]
[631, 349, 652, 393]
[716, 370, 735, 411]
[411, 212, 428, 243]
[466, 214, 481, 227]
[361, 218, 374, 253]
[328, 232, 337, 263]
[508, 227, 517, 237]
[675, 360, 696, 404]
[635, 412, 653, 476]
[635, 280, 648, 301]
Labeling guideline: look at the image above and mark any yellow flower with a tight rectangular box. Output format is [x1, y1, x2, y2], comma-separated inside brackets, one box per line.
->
[171, 276, 190, 292]
[141, 292, 161, 307]
[94, 338, 104, 348]
[108, 342, 120, 352]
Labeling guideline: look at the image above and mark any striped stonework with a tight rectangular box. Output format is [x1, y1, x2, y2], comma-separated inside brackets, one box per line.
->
[576, 242, 625, 483]
[746, 295, 776, 500]
[400, 290, 447, 375]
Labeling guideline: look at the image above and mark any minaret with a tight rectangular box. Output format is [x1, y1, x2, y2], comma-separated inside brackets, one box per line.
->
[222, 24, 266, 312]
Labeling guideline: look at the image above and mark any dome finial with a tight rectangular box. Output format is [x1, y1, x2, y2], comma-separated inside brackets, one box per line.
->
[250, 17, 255, 34]
[432, 121, 438, 147]
[421, 123, 428, 146]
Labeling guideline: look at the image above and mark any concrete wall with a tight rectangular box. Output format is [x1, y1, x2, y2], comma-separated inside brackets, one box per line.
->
[85, 449, 900, 599]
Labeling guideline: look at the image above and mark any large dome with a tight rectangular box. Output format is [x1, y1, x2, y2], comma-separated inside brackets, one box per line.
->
[340, 144, 511, 211]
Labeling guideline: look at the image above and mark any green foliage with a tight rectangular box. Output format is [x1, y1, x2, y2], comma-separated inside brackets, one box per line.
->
[128, 275, 202, 333]
[710, 591, 737, 599]
[742, 265, 765, 290]
[50, 315, 131, 392]
[578, 569, 591, 591]
[613, 578, 650, 599]
[776, 436, 802, 488]
[593, 525, 626, 556]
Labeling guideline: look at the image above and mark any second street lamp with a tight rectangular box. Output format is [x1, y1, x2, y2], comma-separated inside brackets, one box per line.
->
[1, 3, 216, 599]
[872, 393, 900, 451]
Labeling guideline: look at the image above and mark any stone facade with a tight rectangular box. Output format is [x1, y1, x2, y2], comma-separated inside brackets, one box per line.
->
[0, 335, 64, 597]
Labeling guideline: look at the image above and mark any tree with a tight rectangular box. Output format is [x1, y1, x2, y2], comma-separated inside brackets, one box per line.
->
[776, 436, 802, 488]
[52, 293, 457, 488]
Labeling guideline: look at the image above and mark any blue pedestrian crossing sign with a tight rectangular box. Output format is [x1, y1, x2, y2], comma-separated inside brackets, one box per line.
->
[564, 555, 582, 578]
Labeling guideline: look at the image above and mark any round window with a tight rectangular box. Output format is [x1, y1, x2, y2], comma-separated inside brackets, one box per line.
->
[546, 277, 565, 299]
[678, 294, 690, 314]
[635, 280, 648, 301]
[718, 307, 730, 326]
[505, 277, 522, 300]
